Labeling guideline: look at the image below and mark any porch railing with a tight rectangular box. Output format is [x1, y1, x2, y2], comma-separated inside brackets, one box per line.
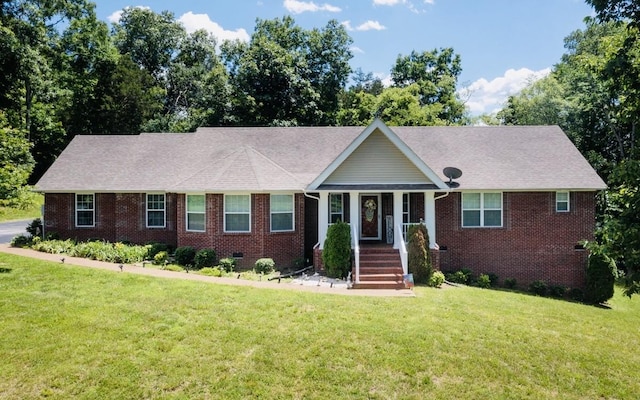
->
[396, 224, 408, 275]
[351, 223, 360, 284]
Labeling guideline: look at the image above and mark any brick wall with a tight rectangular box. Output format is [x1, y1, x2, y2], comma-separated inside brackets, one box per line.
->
[43, 193, 178, 246]
[176, 193, 306, 270]
[435, 191, 596, 289]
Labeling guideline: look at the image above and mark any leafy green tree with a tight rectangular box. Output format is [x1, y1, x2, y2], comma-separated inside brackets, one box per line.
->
[585, 252, 617, 304]
[391, 48, 466, 123]
[0, 114, 34, 207]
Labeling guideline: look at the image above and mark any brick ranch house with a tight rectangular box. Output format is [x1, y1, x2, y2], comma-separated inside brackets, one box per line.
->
[36, 119, 606, 289]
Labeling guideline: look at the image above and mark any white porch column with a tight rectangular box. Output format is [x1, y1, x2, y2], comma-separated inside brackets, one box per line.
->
[318, 192, 329, 249]
[393, 191, 403, 249]
[425, 191, 436, 248]
[349, 191, 359, 239]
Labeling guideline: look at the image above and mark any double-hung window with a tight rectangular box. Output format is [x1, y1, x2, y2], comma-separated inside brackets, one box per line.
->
[75, 194, 95, 227]
[271, 194, 294, 232]
[556, 191, 570, 212]
[462, 192, 503, 227]
[329, 193, 343, 224]
[225, 194, 251, 232]
[186, 194, 206, 232]
[146, 194, 166, 228]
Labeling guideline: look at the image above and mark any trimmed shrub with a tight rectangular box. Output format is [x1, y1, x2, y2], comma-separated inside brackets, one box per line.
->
[322, 220, 352, 278]
[147, 242, 169, 259]
[254, 258, 275, 274]
[11, 234, 31, 248]
[153, 251, 168, 265]
[549, 285, 567, 298]
[488, 273, 499, 287]
[194, 249, 217, 270]
[174, 246, 196, 266]
[447, 269, 473, 284]
[26, 218, 43, 238]
[407, 224, 433, 284]
[477, 274, 491, 289]
[504, 278, 517, 289]
[529, 280, 548, 296]
[218, 257, 236, 273]
[585, 252, 617, 304]
[428, 271, 445, 288]
[569, 287, 584, 302]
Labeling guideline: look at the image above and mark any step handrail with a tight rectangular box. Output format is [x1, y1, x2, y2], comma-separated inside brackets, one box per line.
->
[396, 224, 408, 275]
[351, 223, 360, 284]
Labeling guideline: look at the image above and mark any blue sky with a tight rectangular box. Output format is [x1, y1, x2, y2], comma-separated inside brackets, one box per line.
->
[95, 0, 594, 115]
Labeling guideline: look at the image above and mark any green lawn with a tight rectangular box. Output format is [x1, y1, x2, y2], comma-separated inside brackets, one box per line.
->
[0, 193, 43, 222]
[1, 253, 638, 399]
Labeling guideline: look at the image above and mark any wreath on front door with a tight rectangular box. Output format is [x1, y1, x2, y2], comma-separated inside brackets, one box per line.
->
[364, 199, 377, 222]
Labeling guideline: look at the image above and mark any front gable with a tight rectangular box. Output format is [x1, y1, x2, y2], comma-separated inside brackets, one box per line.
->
[307, 119, 448, 190]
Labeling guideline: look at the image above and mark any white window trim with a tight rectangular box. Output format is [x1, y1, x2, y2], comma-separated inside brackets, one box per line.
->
[146, 193, 166, 228]
[329, 193, 344, 225]
[75, 193, 95, 227]
[556, 191, 570, 213]
[270, 194, 295, 232]
[186, 193, 206, 232]
[462, 192, 503, 228]
[224, 194, 251, 233]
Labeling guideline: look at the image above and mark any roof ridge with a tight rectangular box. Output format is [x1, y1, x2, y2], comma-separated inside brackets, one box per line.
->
[245, 146, 305, 189]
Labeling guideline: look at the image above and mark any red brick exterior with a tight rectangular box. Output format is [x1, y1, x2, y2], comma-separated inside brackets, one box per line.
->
[44, 192, 306, 270]
[44, 190, 596, 287]
[435, 191, 596, 289]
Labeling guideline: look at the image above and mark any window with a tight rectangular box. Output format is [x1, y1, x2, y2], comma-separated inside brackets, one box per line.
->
[329, 193, 343, 224]
[556, 191, 570, 212]
[186, 194, 206, 231]
[462, 192, 503, 227]
[146, 194, 166, 228]
[271, 194, 294, 232]
[225, 194, 251, 232]
[75, 194, 94, 227]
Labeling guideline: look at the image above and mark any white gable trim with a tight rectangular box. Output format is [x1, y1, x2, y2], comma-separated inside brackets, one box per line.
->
[307, 119, 449, 190]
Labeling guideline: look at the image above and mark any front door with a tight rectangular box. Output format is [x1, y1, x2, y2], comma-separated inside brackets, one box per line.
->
[360, 194, 381, 240]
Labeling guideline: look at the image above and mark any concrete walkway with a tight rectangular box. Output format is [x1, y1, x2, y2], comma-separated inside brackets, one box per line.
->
[0, 244, 415, 297]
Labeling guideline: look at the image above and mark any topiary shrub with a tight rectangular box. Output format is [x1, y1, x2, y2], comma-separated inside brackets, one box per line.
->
[529, 280, 548, 296]
[428, 271, 445, 288]
[218, 257, 236, 273]
[477, 274, 491, 289]
[174, 246, 196, 266]
[504, 277, 517, 289]
[488, 273, 499, 287]
[10, 234, 31, 248]
[549, 285, 567, 298]
[194, 248, 217, 270]
[254, 258, 275, 274]
[322, 220, 352, 278]
[406, 224, 433, 284]
[585, 252, 617, 304]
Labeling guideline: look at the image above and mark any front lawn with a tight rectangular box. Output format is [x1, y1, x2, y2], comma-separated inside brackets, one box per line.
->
[0, 253, 638, 399]
[0, 193, 43, 222]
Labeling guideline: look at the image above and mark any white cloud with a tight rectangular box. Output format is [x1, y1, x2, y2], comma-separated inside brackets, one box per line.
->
[179, 12, 250, 42]
[461, 67, 552, 115]
[356, 20, 386, 31]
[350, 45, 365, 54]
[373, 0, 405, 5]
[107, 6, 150, 24]
[283, 0, 341, 14]
[342, 19, 386, 31]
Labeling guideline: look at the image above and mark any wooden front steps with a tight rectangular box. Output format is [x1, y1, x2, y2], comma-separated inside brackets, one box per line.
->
[353, 245, 406, 290]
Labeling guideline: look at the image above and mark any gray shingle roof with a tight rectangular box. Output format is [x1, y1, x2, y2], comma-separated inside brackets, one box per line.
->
[35, 123, 606, 193]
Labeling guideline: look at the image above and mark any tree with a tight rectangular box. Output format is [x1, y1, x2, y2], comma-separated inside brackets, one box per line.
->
[0, 114, 34, 207]
[391, 48, 466, 123]
[223, 16, 352, 126]
[585, 252, 617, 304]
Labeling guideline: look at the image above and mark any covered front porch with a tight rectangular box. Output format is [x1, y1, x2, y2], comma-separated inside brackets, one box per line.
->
[313, 190, 442, 287]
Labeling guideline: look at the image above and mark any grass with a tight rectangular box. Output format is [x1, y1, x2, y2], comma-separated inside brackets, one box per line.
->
[1, 253, 639, 399]
[0, 193, 43, 222]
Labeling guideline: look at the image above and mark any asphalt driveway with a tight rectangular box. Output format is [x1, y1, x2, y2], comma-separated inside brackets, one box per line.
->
[0, 220, 29, 244]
